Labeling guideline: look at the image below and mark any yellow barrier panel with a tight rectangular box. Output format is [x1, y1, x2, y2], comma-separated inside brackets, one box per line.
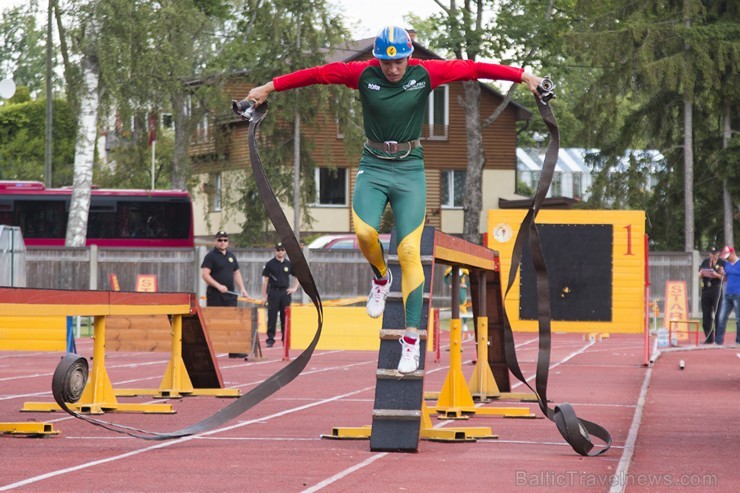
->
[289, 307, 382, 351]
[488, 209, 646, 334]
[0, 316, 66, 351]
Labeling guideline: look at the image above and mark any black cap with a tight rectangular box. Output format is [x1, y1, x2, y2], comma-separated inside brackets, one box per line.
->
[215, 231, 228, 239]
[275, 242, 285, 250]
[709, 246, 719, 254]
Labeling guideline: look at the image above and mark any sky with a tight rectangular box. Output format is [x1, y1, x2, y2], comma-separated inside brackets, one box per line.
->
[0, 1, 443, 37]
[330, 0, 442, 38]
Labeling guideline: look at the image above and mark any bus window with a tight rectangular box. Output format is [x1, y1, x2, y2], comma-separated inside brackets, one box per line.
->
[15, 200, 67, 238]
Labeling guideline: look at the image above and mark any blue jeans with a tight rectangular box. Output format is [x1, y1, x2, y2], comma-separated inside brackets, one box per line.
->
[715, 293, 740, 345]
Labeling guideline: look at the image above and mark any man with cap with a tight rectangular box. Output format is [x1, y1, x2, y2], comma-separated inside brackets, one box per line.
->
[201, 231, 249, 307]
[245, 26, 545, 372]
[715, 246, 739, 346]
[698, 246, 725, 343]
[261, 242, 300, 347]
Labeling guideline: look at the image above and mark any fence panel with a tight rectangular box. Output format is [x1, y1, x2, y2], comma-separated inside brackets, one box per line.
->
[24, 248, 699, 314]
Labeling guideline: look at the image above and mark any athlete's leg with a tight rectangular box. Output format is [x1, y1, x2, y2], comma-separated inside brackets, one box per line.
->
[352, 157, 391, 279]
[388, 158, 426, 330]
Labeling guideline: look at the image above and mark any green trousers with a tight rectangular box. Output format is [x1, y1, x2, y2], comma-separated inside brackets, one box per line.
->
[352, 153, 426, 329]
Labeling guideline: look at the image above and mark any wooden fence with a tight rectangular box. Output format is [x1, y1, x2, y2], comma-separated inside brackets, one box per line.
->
[21, 247, 701, 315]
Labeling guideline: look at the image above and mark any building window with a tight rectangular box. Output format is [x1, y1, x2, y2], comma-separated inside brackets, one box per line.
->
[550, 173, 562, 197]
[187, 96, 209, 144]
[441, 170, 466, 208]
[208, 173, 222, 212]
[572, 173, 582, 198]
[425, 85, 448, 139]
[315, 167, 347, 206]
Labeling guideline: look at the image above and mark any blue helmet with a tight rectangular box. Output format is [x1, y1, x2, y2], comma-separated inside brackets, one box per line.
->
[373, 26, 414, 60]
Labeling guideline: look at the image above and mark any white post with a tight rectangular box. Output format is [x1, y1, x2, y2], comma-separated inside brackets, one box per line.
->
[151, 140, 156, 190]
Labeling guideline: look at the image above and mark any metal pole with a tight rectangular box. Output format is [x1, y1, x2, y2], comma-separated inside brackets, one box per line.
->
[44, 0, 53, 187]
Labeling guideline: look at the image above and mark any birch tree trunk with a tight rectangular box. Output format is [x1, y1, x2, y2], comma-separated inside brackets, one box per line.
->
[65, 51, 99, 247]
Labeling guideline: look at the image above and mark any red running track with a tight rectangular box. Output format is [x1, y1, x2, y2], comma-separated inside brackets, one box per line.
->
[1, 330, 738, 492]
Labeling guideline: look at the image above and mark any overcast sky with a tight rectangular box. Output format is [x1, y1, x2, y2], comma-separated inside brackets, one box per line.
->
[0, 1, 442, 37]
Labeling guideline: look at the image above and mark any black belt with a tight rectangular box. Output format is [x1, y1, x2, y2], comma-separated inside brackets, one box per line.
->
[364, 139, 421, 158]
[52, 101, 324, 440]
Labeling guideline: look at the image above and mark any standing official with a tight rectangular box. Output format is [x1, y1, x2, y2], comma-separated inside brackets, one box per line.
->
[201, 231, 249, 307]
[261, 242, 300, 347]
[698, 246, 725, 343]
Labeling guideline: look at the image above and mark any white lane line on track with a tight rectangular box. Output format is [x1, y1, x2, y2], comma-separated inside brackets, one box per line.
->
[0, 385, 375, 491]
[607, 357, 653, 493]
[300, 338, 598, 492]
[510, 340, 595, 389]
[302, 454, 389, 493]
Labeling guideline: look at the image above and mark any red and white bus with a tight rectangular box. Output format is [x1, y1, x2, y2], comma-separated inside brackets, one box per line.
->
[0, 181, 194, 248]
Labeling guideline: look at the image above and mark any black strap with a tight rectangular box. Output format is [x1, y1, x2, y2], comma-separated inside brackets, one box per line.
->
[501, 96, 611, 456]
[52, 101, 324, 440]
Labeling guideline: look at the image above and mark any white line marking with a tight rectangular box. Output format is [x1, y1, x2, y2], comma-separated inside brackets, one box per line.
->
[0, 386, 374, 491]
[607, 356, 653, 493]
[301, 453, 389, 493]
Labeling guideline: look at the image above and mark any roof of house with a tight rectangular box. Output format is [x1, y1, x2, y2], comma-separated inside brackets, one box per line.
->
[517, 148, 666, 174]
[321, 37, 532, 121]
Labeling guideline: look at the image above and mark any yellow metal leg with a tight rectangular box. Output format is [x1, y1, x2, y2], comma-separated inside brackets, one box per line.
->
[116, 314, 239, 399]
[23, 316, 174, 414]
[468, 316, 501, 400]
[0, 422, 60, 436]
[428, 318, 535, 419]
[431, 319, 478, 419]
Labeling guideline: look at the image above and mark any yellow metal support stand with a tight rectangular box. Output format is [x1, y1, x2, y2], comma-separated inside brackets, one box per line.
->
[428, 317, 535, 419]
[22, 316, 174, 414]
[322, 402, 497, 442]
[0, 422, 60, 436]
[115, 315, 240, 399]
[468, 317, 538, 403]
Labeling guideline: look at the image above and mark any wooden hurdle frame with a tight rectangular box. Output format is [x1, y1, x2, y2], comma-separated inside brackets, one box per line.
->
[324, 228, 534, 445]
[0, 288, 236, 416]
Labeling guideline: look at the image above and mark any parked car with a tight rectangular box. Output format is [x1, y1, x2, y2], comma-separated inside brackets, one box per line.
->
[308, 234, 391, 250]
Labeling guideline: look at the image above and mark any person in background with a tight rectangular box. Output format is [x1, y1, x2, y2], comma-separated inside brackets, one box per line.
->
[245, 26, 545, 373]
[715, 245, 739, 346]
[201, 231, 250, 358]
[261, 242, 300, 348]
[698, 246, 725, 343]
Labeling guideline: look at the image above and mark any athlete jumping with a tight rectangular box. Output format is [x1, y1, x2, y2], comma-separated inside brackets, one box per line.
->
[246, 26, 545, 373]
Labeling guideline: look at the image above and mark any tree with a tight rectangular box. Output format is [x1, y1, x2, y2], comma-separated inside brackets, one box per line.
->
[409, 0, 561, 244]
[212, 0, 352, 243]
[567, 0, 740, 250]
[0, 1, 52, 96]
[65, 1, 100, 248]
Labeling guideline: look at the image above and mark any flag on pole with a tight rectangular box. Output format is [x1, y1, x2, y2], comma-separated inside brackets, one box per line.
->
[148, 112, 157, 146]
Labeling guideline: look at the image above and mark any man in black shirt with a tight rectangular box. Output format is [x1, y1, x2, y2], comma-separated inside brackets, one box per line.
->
[698, 246, 725, 343]
[201, 231, 249, 307]
[261, 242, 300, 347]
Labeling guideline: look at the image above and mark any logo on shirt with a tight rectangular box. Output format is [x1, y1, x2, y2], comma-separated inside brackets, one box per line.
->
[284, 266, 289, 272]
[367, 83, 380, 91]
[228, 257, 234, 263]
[403, 79, 426, 91]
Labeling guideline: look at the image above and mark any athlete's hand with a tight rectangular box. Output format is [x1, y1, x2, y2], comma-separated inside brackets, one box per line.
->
[246, 82, 275, 107]
[521, 73, 544, 98]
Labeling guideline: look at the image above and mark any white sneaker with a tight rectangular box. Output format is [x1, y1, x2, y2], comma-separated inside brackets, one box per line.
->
[397, 337, 420, 373]
[366, 270, 392, 318]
